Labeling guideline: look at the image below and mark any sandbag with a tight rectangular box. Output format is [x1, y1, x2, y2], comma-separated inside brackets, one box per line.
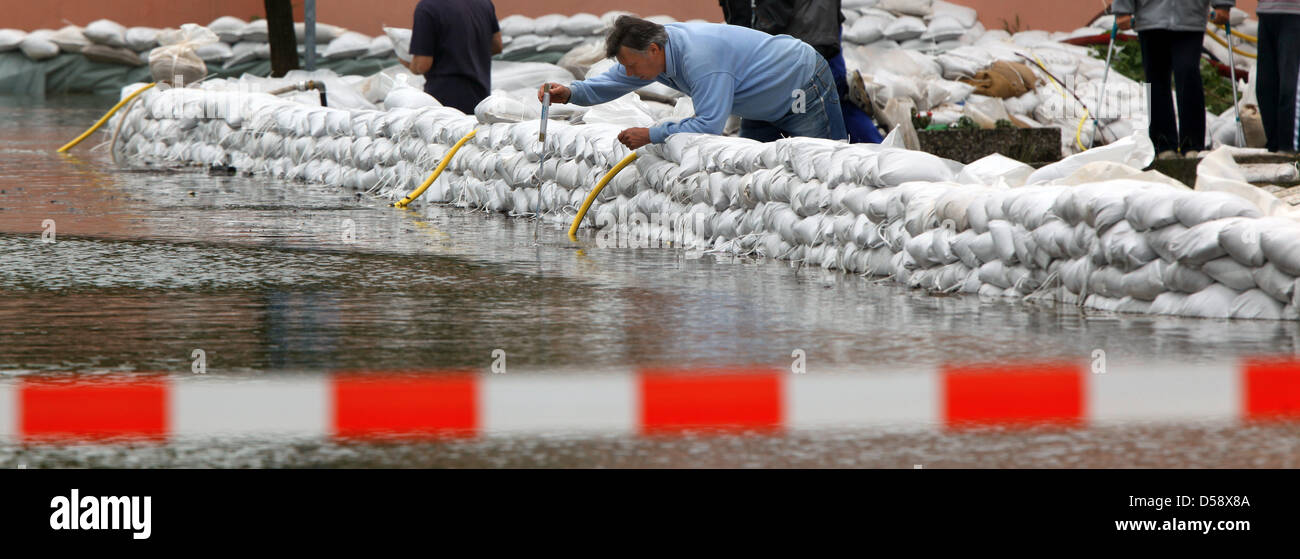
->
[959, 61, 1039, 98]
[560, 13, 604, 36]
[195, 42, 234, 62]
[0, 29, 25, 52]
[19, 32, 59, 61]
[82, 44, 145, 67]
[1261, 226, 1300, 276]
[208, 17, 247, 43]
[50, 26, 90, 53]
[84, 19, 127, 48]
[385, 27, 412, 62]
[125, 27, 160, 52]
[150, 24, 218, 85]
[324, 32, 372, 60]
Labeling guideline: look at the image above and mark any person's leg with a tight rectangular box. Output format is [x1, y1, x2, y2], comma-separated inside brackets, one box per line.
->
[1169, 30, 1206, 152]
[1139, 30, 1178, 153]
[828, 51, 883, 143]
[773, 57, 846, 140]
[1273, 14, 1300, 152]
[1257, 14, 1282, 151]
[739, 119, 784, 143]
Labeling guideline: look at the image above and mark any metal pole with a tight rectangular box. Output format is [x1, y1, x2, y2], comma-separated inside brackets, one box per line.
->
[305, 0, 317, 71]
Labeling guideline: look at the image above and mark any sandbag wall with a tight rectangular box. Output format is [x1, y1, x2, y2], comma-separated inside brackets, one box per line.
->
[111, 85, 1300, 321]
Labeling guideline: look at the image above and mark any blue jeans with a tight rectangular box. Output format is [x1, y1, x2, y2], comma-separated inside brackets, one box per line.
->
[828, 51, 884, 144]
[739, 57, 848, 142]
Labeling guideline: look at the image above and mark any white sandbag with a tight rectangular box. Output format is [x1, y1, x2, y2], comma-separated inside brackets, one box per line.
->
[208, 17, 247, 43]
[225, 41, 269, 68]
[1124, 188, 1189, 231]
[1121, 259, 1166, 301]
[0, 29, 26, 52]
[1195, 146, 1295, 218]
[875, 150, 955, 184]
[560, 13, 604, 35]
[19, 32, 59, 61]
[295, 23, 344, 44]
[500, 15, 535, 36]
[239, 20, 269, 43]
[84, 19, 127, 48]
[324, 32, 372, 59]
[384, 27, 412, 62]
[1173, 191, 1262, 227]
[1202, 256, 1257, 291]
[884, 16, 927, 41]
[922, 16, 967, 42]
[1216, 217, 1298, 267]
[1176, 283, 1239, 318]
[1169, 218, 1240, 266]
[384, 86, 441, 109]
[956, 153, 1033, 186]
[878, 0, 933, 17]
[532, 14, 567, 36]
[150, 24, 219, 84]
[195, 41, 233, 62]
[1251, 263, 1296, 303]
[366, 35, 394, 58]
[845, 16, 890, 44]
[50, 26, 89, 53]
[496, 59, 576, 92]
[1231, 289, 1285, 320]
[125, 27, 160, 51]
[1025, 130, 1156, 184]
[1261, 226, 1300, 276]
[932, 0, 978, 27]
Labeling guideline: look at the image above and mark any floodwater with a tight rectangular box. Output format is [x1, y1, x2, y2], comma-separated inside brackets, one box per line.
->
[2, 96, 1298, 468]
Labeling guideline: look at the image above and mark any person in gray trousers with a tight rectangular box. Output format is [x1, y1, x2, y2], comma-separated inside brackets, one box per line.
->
[1257, 0, 1300, 152]
[1111, 0, 1235, 156]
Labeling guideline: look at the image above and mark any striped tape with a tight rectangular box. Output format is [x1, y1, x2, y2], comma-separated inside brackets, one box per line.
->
[1, 359, 1299, 444]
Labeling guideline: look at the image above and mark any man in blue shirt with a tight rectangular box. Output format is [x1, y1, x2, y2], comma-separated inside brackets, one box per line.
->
[538, 16, 847, 149]
[407, 0, 503, 114]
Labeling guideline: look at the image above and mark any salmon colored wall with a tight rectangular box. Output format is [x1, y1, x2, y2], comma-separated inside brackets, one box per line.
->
[2, 0, 1263, 36]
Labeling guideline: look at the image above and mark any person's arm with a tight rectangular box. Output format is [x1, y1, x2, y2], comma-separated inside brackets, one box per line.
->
[489, 4, 502, 55]
[407, 55, 433, 74]
[1110, 0, 1134, 29]
[647, 72, 736, 144]
[568, 64, 654, 106]
[1210, 1, 1235, 24]
[408, 4, 437, 73]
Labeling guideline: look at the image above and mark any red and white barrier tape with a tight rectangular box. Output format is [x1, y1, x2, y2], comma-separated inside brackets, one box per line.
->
[1, 359, 1298, 443]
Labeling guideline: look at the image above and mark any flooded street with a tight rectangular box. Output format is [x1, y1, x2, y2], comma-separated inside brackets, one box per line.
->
[2, 96, 1299, 467]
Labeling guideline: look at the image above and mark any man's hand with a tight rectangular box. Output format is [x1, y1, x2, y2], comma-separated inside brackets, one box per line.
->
[1116, 14, 1133, 30]
[617, 127, 651, 150]
[538, 83, 571, 104]
[1210, 7, 1231, 25]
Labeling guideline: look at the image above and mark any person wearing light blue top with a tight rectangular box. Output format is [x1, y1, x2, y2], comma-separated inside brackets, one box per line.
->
[537, 16, 847, 149]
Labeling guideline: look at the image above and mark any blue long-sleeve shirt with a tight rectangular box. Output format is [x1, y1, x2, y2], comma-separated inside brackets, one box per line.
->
[567, 22, 821, 144]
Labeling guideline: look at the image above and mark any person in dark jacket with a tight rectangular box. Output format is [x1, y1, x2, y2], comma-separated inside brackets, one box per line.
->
[1257, 0, 1300, 152]
[720, 0, 883, 143]
[1111, 0, 1235, 156]
[406, 0, 503, 114]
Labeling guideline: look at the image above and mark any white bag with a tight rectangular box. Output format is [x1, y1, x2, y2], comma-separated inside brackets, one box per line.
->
[125, 27, 160, 52]
[384, 27, 412, 62]
[84, 19, 127, 48]
[323, 32, 372, 60]
[19, 31, 59, 61]
[150, 24, 219, 84]
[0, 28, 26, 52]
[208, 17, 248, 43]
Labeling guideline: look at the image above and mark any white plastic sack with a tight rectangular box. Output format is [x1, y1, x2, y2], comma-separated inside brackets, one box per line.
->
[884, 17, 927, 41]
[0, 29, 26, 52]
[50, 26, 90, 53]
[384, 27, 412, 62]
[1195, 146, 1296, 218]
[208, 17, 247, 43]
[1025, 130, 1155, 185]
[324, 32, 371, 59]
[84, 19, 127, 48]
[125, 27, 160, 51]
[150, 24, 219, 84]
[239, 20, 269, 43]
[19, 32, 59, 61]
[560, 13, 604, 36]
[366, 36, 394, 58]
[500, 15, 534, 36]
[384, 85, 441, 110]
[956, 153, 1033, 186]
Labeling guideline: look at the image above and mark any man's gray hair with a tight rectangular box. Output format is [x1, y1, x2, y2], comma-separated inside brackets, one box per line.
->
[604, 16, 668, 58]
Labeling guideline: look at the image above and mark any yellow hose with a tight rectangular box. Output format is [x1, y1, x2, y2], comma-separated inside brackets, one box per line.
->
[393, 128, 478, 208]
[1031, 53, 1090, 151]
[567, 151, 639, 242]
[1206, 26, 1257, 59]
[57, 82, 157, 153]
[1214, 23, 1257, 44]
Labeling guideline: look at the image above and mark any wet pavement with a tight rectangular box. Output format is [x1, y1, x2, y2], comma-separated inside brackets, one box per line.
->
[1, 95, 1298, 467]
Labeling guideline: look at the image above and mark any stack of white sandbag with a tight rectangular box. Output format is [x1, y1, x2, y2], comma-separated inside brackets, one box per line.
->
[110, 63, 1300, 320]
[498, 12, 708, 57]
